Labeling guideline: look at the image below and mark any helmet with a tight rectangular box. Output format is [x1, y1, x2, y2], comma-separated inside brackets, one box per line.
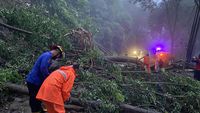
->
[50, 45, 65, 58]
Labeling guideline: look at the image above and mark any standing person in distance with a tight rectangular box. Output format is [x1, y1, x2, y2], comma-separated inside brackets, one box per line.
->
[143, 53, 151, 74]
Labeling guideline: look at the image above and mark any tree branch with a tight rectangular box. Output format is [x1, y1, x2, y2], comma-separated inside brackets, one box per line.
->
[0, 22, 32, 35]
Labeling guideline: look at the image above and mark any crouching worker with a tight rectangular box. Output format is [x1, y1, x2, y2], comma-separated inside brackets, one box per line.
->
[36, 63, 80, 113]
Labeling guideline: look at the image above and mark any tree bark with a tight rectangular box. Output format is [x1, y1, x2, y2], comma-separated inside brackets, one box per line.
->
[186, 2, 200, 62]
[5, 83, 28, 95]
[5, 83, 100, 108]
[5, 83, 162, 113]
[104, 56, 142, 64]
[64, 105, 84, 111]
[4, 83, 85, 111]
[120, 104, 161, 113]
[163, 0, 181, 55]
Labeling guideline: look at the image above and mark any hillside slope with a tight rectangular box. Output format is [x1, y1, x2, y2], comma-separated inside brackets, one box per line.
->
[0, 1, 200, 113]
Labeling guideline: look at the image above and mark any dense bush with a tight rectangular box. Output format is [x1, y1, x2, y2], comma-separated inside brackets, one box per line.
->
[0, 68, 23, 83]
[121, 73, 200, 113]
[0, 8, 72, 70]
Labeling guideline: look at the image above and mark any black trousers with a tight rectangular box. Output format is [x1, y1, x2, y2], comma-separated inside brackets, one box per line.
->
[27, 82, 43, 112]
[194, 70, 200, 81]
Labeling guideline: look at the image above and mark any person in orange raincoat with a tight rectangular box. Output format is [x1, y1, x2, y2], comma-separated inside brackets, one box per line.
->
[143, 53, 151, 73]
[36, 63, 79, 113]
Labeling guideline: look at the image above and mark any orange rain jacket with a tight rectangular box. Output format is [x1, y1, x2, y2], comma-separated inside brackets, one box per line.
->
[36, 66, 76, 106]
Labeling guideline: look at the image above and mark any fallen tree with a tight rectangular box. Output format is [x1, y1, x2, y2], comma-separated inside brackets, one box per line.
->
[5, 83, 161, 113]
[120, 104, 160, 113]
[104, 56, 142, 64]
[4, 83, 101, 107]
[5, 83, 28, 95]
[4, 83, 84, 111]
[64, 105, 84, 112]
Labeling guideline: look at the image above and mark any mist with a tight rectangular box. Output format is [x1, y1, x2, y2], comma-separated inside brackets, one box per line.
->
[87, 0, 197, 59]
[0, 0, 198, 59]
[90, 0, 151, 55]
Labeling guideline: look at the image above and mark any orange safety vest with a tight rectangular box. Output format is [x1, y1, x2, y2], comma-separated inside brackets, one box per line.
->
[36, 66, 76, 106]
[156, 52, 170, 67]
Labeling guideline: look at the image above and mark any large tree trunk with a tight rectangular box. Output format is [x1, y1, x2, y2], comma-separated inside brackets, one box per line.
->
[5, 83, 85, 111]
[120, 104, 161, 113]
[5, 83, 161, 113]
[163, 0, 181, 56]
[186, 1, 200, 62]
[104, 56, 142, 64]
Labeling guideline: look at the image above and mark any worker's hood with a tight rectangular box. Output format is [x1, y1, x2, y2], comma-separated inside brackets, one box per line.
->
[60, 66, 75, 74]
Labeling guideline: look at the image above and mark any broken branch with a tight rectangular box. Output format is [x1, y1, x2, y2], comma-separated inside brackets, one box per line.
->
[0, 22, 32, 34]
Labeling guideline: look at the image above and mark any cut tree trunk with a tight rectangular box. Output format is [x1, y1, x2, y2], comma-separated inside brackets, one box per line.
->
[64, 105, 84, 112]
[4, 83, 84, 111]
[104, 56, 142, 64]
[121, 71, 146, 74]
[120, 104, 161, 113]
[5, 83, 28, 95]
[5, 83, 161, 113]
[186, 4, 200, 62]
[5, 83, 101, 107]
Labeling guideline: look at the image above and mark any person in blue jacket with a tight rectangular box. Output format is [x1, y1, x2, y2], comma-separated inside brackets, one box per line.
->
[26, 45, 65, 113]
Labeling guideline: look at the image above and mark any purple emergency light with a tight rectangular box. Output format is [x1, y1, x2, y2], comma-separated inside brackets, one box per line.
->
[156, 47, 162, 51]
